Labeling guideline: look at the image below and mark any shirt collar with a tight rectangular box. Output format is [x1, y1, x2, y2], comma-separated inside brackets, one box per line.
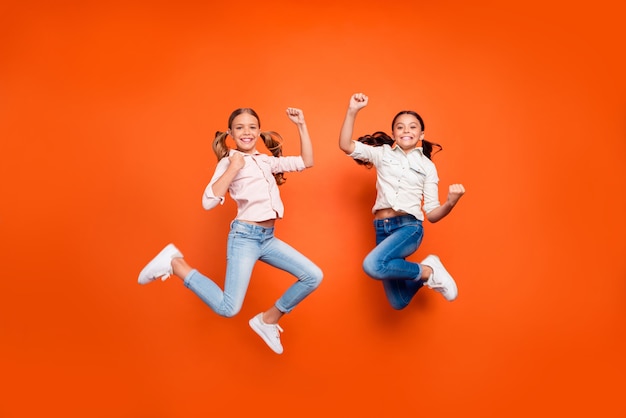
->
[229, 149, 261, 157]
[391, 143, 424, 156]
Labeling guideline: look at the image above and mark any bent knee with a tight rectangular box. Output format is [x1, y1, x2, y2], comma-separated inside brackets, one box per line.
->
[219, 305, 242, 318]
[308, 267, 324, 288]
[362, 260, 384, 280]
[388, 300, 409, 310]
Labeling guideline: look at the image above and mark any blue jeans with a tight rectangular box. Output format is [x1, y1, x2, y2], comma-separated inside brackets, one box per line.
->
[183, 220, 323, 317]
[362, 215, 424, 310]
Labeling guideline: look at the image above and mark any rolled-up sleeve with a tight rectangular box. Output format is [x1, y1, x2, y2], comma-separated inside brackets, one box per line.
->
[202, 184, 224, 210]
[202, 159, 229, 210]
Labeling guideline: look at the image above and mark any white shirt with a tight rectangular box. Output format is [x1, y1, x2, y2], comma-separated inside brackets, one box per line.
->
[202, 149, 306, 221]
[349, 140, 440, 221]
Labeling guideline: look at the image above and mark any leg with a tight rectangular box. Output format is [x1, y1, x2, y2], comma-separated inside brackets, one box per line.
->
[249, 235, 322, 355]
[259, 236, 323, 315]
[363, 223, 423, 281]
[363, 217, 425, 309]
[382, 279, 424, 310]
[183, 223, 261, 317]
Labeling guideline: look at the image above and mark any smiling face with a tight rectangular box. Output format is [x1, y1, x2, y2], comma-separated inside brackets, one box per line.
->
[392, 113, 425, 151]
[229, 112, 260, 154]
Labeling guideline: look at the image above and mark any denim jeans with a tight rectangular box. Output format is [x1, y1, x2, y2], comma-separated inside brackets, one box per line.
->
[184, 220, 323, 317]
[362, 215, 424, 310]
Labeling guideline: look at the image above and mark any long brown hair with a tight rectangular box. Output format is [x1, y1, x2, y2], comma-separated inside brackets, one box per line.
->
[212, 108, 287, 185]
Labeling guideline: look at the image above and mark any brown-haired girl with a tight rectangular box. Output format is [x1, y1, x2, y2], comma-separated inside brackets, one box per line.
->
[339, 93, 465, 310]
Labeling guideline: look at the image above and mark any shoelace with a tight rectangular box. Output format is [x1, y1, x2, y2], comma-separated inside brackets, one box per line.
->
[427, 275, 446, 292]
[270, 323, 284, 338]
[149, 272, 170, 282]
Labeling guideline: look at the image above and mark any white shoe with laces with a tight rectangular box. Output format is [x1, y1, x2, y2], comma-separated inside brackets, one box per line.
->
[137, 243, 183, 285]
[249, 313, 284, 354]
[421, 254, 458, 301]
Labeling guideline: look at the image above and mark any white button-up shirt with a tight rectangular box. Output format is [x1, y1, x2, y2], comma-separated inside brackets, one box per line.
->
[202, 149, 306, 221]
[349, 140, 440, 221]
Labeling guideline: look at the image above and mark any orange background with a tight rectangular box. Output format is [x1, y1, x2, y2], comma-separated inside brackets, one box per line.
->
[1, 0, 625, 417]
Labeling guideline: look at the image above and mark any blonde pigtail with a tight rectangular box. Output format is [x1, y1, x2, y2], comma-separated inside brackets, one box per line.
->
[260, 131, 286, 185]
[212, 131, 230, 161]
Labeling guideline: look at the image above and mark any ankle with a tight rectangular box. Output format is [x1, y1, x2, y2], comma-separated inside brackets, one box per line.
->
[421, 266, 433, 281]
[171, 257, 190, 279]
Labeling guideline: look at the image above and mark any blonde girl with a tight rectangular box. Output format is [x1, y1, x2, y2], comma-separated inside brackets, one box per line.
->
[138, 107, 323, 354]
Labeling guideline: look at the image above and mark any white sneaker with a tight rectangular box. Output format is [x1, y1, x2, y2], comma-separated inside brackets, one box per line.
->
[249, 313, 284, 354]
[137, 244, 183, 285]
[421, 255, 458, 301]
